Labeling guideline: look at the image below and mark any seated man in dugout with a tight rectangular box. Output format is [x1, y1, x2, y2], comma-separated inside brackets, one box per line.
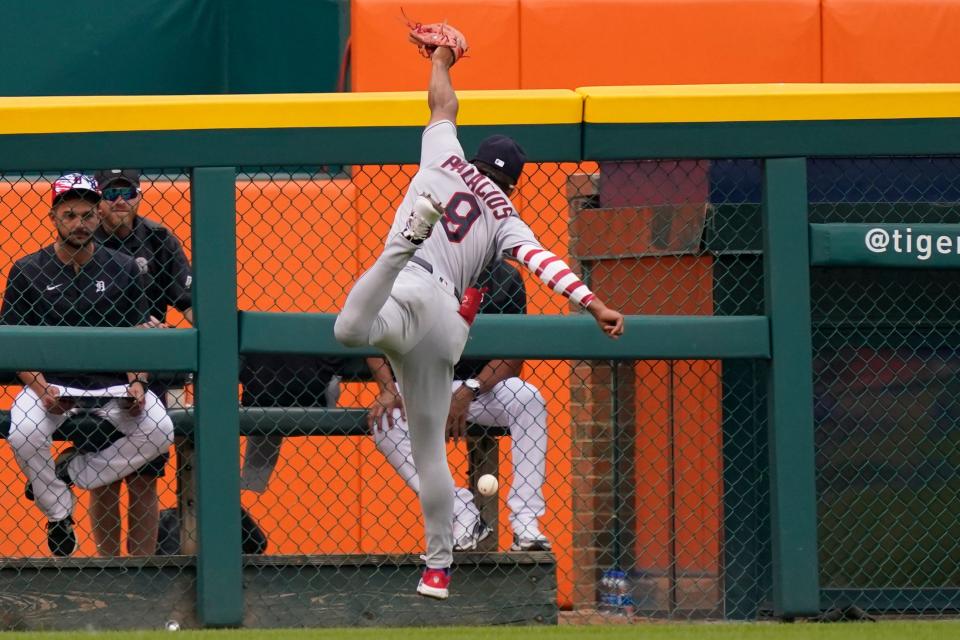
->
[156, 354, 344, 556]
[369, 258, 552, 552]
[235, 353, 344, 553]
[83, 168, 193, 557]
[0, 173, 175, 557]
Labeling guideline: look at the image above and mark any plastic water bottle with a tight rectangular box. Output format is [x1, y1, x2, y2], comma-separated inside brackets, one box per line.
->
[598, 568, 634, 616]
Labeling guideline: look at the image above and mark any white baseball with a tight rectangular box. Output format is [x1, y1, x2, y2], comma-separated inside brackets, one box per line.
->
[165, 620, 180, 632]
[477, 474, 498, 496]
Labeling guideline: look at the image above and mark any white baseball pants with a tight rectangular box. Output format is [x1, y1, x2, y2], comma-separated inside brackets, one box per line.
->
[8, 387, 175, 522]
[373, 377, 548, 539]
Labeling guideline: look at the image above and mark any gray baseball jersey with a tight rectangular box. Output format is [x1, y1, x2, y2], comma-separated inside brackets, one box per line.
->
[388, 120, 539, 295]
[336, 120, 561, 573]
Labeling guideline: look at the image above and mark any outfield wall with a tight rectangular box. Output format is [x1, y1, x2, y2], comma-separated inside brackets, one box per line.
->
[0, 85, 958, 627]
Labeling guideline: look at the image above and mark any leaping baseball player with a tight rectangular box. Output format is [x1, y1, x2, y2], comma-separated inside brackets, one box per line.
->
[334, 21, 624, 599]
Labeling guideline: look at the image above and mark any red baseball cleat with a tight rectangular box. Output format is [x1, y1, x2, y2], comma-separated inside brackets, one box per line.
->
[417, 567, 451, 599]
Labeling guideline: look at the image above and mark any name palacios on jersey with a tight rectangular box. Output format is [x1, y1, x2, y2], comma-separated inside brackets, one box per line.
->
[440, 156, 515, 219]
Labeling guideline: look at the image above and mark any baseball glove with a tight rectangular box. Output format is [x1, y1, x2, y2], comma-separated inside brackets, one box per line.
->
[406, 17, 468, 64]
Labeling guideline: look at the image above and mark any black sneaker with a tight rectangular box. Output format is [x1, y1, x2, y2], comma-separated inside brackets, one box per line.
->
[24, 447, 78, 502]
[54, 447, 78, 486]
[47, 517, 76, 557]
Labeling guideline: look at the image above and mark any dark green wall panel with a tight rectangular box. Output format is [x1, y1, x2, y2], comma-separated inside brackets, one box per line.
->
[584, 120, 960, 160]
[0, 327, 195, 372]
[225, 0, 348, 94]
[0, 0, 346, 97]
[240, 312, 771, 360]
[191, 167, 243, 625]
[0, 1, 222, 96]
[0, 124, 580, 171]
[762, 158, 819, 617]
[810, 223, 960, 268]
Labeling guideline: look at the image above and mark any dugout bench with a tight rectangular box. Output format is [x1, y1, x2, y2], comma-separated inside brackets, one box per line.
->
[0, 406, 508, 555]
[0, 407, 555, 629]
[168, 407, 508, 555]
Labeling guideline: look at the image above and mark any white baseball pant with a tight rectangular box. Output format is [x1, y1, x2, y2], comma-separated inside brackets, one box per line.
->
[373, 377, 548, 539]
[8, 387, 175, 522]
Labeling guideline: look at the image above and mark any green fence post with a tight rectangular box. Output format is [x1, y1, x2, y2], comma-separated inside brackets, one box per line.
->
[191, 167, 242, 626]
[762, 158, 820, 617]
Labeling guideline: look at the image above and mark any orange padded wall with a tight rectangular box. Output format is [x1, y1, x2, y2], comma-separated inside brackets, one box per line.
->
[519, 0, 822, 88]
[823, 0, 960, 82]
[351, 0, 520, 91]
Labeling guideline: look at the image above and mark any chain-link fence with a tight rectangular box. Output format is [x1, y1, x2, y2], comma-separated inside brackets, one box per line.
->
[810, 157, 960, 615]
[0, 170, 194, 628]
[1, 155, 958, 628]
[227, 159, 769, 623]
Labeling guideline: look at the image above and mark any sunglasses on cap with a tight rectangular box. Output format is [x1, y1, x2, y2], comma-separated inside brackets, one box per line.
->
[101, 186, 140, 202]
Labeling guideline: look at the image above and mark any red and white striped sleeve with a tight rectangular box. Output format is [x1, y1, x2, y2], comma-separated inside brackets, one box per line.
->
[510, 244, 596, 308]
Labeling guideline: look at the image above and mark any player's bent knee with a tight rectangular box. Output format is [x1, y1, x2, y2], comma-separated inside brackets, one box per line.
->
[507, 382, 546, 412]
[148, 416, 175, 451]
[160, 418, 175, 446]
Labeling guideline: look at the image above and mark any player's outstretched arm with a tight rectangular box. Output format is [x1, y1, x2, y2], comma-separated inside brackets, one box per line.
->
[585, 298, 625, 339]
[509, 243, 625, 339]
[426, 48, 458, 127]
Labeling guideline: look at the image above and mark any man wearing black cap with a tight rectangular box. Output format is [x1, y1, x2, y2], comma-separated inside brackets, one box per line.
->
[334, 46, 624, 599]
[470, 134, 527, 197]
[94, 169, 192, 326]
[1, 173, 175, 557]
[84, 168, 192, 556]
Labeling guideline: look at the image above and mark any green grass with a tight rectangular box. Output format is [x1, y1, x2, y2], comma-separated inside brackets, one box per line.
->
[5, 621, 960, 640]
